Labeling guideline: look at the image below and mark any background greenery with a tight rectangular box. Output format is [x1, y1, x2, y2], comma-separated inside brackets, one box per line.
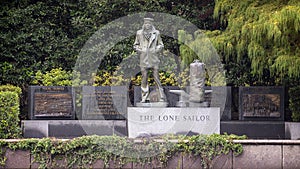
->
[289, 86, 300, 122]
[0, 0, 299, 121]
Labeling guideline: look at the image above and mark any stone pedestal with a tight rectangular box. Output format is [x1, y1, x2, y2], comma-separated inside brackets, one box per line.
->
[221, 121, 285, 139]
[22, 120, 127, 138]
[127, 107, 220, 138]
[285, 122, 300, 140]
[135, 102, 168, 107]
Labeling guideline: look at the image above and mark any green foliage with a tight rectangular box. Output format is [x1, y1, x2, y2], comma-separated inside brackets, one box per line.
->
[0, 0, 220, 122]
[31, 68, 72, 86]
[0, 140, 7, 166]
[289, 86, 300, 122]
[0, 1, 79, 86]
[178, 30, 226, 86]
[179, 30, 219, 67]
[30, 66, 194, 89]
[93, 71, 130, 86]
[0, 0, 218, 88]
[0, 134, 245, 168]
[211, 0, 300, 80]
[31, 68, 87, 86]
[94, 68, 188, 87]
[0, 90, 21, 139]
[178, 134, 245, 168]
[130, 71, 180, 87]
[0, 84, 22, 96]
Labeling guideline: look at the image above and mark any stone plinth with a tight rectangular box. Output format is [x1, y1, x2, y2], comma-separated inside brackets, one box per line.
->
[221, 121, 285, 139]
[285, 122, 300, 140]
[135, 101, 168, 107]
[22, 120, 127, 138]
[127, 107, 220, 138]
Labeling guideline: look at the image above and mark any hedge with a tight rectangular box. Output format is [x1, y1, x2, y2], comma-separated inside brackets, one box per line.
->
[0, 85, 21, 139]
[0, 85, 22, 96]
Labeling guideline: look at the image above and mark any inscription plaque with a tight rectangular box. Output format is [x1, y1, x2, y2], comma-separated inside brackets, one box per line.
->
[128, 107, 220, 138]
[239, 86, 284, 121]
[29, 86, 75, 119]
[82, 86, 127, 120]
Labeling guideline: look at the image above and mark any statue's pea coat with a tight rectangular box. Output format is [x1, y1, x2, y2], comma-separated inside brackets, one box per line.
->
[133, 29, 164, 69]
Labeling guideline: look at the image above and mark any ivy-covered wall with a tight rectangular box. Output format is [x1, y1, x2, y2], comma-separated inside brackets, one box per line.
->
[2, 136, 300, 169]
[0, 134, 245, 168]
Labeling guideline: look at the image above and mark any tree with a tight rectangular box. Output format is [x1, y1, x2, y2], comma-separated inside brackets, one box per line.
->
[208, 0, 300, 85]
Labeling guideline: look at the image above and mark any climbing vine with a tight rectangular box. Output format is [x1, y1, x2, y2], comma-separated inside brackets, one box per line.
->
[0, 134, 245, 169]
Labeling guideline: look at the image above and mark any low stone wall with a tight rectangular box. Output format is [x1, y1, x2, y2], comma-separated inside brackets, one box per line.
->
[232, 140, 300, 169]
[2, 140, 300, 168]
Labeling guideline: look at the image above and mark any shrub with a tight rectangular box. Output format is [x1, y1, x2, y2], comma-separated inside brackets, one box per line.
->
[289, 86, 300, 122]
[0, 91, 21, 139]
[31, 68, 87, 86]
[0, 84, 22, 96]
[31, 68, 73, 86]
[93, 69, 184, 87]
[93, 71, 129, 86]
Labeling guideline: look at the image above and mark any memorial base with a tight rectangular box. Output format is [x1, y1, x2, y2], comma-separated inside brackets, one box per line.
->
[136, 102, 168, 107]
[188, 102, 209, 107]
[127, 107, 220, 138]
[22, 120, 127, 138]
[220, 121, 285, 139]
[285, 122, 300, 140]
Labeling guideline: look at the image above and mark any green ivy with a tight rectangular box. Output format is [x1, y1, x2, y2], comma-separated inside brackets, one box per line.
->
[0, 134, 246, 169]
[0, 140, 7, 166]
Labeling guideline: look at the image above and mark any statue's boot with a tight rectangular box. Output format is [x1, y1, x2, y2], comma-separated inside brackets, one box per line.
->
[158, 87, 166, 102]
[141, 85, 149, 103]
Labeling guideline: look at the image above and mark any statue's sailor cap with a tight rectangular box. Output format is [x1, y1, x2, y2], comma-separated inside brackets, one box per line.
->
[144, 18, 154, 23]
